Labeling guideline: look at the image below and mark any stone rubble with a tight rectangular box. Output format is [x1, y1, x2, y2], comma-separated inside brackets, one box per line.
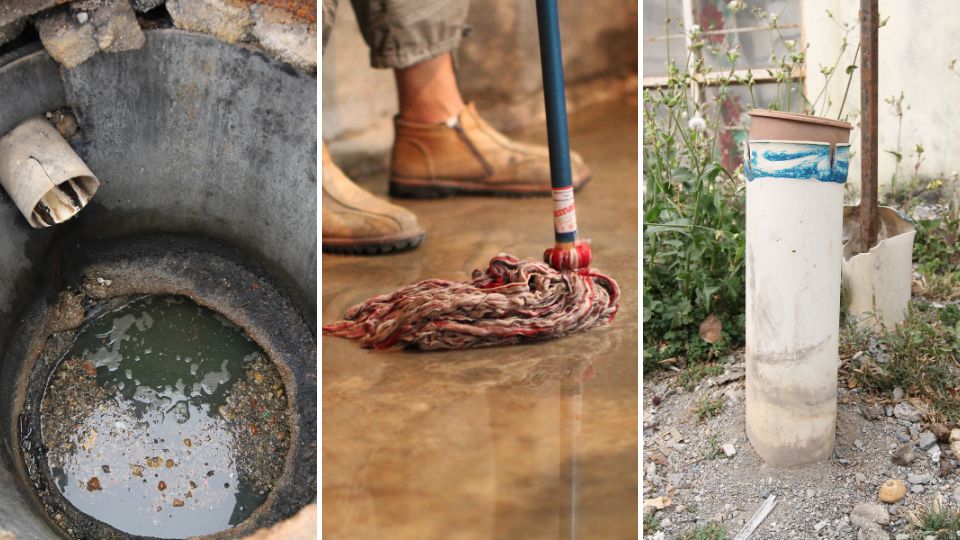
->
[6, 1, 316, 74]
[166, 0, 253, 44]
[250, 4, 316, 74]
[33, 0, 144, 68]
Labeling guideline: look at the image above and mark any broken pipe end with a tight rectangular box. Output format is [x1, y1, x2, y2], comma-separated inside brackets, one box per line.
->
[0, 117, 99, 229]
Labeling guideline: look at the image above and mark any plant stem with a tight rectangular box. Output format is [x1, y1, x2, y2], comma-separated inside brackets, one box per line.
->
[837, 42, 860, 120]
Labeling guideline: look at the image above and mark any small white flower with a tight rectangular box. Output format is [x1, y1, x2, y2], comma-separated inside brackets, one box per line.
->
[688, 24, 701, 37]
[688, 113, 707, 131]
[784, 39, 797, 50]
[727, 0, 746, 12]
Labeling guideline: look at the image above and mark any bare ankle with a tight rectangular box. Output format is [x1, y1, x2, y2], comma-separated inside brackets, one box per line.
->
[395, 53, 465, 124]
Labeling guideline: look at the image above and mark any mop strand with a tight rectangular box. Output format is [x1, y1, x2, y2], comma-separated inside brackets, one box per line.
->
[322, 254, 620, 351]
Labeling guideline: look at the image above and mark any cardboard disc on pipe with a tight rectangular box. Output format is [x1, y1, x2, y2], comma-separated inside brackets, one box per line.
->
[0, 117, 99, 228]
[748, 109, 852, 145]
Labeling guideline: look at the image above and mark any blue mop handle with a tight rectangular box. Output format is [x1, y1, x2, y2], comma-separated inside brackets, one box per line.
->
[535, 0, 577, 245]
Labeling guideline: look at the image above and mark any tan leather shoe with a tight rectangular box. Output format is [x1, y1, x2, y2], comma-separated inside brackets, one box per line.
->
[322, 145, 426, 254]
[389, 102, 591, 197]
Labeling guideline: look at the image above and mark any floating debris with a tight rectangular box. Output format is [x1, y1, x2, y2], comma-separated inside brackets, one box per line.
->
[217, 353, 290, 493]
[37, 295, 291, 538]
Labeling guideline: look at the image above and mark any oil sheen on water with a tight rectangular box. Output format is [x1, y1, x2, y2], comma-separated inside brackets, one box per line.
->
[40, 295, 290, 538]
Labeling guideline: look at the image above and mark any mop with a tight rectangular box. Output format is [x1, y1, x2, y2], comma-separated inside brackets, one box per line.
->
[322, 0, 620, 351]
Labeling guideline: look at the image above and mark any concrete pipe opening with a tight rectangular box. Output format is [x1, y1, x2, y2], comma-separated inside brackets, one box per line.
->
[0, 28, 316, 540]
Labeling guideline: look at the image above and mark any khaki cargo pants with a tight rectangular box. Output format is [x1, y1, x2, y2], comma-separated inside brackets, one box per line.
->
[321, 0, 470, 69]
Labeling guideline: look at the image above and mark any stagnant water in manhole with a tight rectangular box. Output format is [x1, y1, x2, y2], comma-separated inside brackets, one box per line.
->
[39, 295, 290, 538]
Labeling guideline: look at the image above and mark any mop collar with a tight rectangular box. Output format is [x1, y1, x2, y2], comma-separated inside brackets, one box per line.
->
[322, 254, 619, 351]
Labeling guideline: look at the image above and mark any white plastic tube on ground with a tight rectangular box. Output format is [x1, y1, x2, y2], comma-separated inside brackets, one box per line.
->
[0, 117, 99, 228]
[744, 140, 851, 467]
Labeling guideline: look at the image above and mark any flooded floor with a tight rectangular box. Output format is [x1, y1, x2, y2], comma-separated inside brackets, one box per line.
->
[40, 295, 290, 539]
[322, 99, 639, 539]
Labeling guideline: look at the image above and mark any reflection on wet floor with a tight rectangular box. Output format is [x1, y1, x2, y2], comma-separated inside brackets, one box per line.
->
[40, 296, 290, 539]
[323, 100, 639, 539]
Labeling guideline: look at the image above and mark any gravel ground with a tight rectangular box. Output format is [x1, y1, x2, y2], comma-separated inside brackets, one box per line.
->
[643, 356, 960, 539]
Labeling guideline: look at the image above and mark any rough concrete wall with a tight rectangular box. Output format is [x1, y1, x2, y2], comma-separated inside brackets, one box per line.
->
[242, 503, 316, 539]
[804, 0, 960, 189]
[322, 0, 637, 170]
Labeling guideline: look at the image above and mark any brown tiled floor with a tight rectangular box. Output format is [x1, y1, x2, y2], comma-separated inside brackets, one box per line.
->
[322, 99, 638, 539]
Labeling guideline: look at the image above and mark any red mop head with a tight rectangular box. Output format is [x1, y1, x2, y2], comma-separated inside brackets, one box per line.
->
[323, 254, 619, 351]
[543, 240, 592, 271]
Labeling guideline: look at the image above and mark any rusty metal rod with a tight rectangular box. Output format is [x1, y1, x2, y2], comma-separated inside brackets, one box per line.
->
[859, 0, 879, 253]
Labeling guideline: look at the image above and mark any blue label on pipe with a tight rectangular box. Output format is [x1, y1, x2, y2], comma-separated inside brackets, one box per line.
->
[746, 141, 850, 184]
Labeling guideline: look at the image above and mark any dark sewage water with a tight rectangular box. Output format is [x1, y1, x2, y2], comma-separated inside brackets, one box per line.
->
[40, 295, 290, 539]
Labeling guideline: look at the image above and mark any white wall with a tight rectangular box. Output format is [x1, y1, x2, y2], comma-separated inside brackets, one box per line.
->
[804, 0, 960, 190]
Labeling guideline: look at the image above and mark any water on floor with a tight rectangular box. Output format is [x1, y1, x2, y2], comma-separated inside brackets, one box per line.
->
[322, 99, 639, 539]
[40, 295, 290, 539]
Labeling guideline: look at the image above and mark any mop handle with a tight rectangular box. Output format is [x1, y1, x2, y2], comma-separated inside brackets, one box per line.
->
[536, 0, 591, 270]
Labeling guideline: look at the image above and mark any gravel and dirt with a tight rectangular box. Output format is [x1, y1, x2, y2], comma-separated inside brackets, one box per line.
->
[643, 355, 960, 539]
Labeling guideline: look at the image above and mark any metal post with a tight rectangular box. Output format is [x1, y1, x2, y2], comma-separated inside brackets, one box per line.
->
[859, 0, 879, 253]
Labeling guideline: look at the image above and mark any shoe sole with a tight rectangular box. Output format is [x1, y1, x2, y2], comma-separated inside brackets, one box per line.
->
[322, 231, 426, 255]
[389, 175, 592, 199]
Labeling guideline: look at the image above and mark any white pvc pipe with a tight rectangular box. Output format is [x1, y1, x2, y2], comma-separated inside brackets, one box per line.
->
[841, 205, 916, 330]
[0, 118, 99, 229]
[744, 140, 850, 467]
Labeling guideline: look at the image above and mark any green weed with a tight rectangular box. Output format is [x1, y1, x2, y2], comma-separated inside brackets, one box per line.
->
[692, 397, 725, 422]
[643, 514, 661, 536]
[910, 498, 960, 539]
[677, 364, 724, 391]
[681, 523, 727, 540]
[845, 303, 960, 423]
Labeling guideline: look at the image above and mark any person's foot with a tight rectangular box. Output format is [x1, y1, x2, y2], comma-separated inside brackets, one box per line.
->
[388, 103, 591, 198]
[322, 145, 426, 254]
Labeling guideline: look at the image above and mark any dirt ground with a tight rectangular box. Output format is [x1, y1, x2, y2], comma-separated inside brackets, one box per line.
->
[643, 355, 960, 539]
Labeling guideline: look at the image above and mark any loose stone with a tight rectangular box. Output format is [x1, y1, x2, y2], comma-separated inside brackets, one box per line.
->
[908, 473, 932, 485]
[850, 502, 890, 528]
[878, 479, 906, 503]
[893, 402, 922, 422]
[930, 423, 951, 442]
[891, 445, 916, 466]
[950, 440, 960, 460]
[919, 431, 937, 450]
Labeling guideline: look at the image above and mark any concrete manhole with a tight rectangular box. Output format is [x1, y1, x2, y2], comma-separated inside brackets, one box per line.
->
[0, 19, 316, 540]
[7, 236, 316, 539]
